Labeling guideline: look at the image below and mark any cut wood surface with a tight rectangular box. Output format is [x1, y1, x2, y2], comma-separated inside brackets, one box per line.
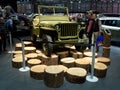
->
[15, 43, 22, 50]
[66, 67, 87, 84]
[24, 46, 36, 54]
[24, 41, 33, 46]
[83, 57, 98, 63]
[44, 65, 64, 88]
[25, 53, 38, 60]
[94, 62, 108, 78]
[75, 58, 90, 72]
[84, 51, 98, 57]
[27, 59, 41, 67]
[41, 54, 58, 65]
[36, 50, 42, 54]
[13, 50, 22, 55]
[12, 56, 27, 68]
[97, 57, 111, 66]
[56, 51, 69, 59]
[70, 51, 83, 59]
[60, 57, 75, 68]
[30, 65, 47, 80]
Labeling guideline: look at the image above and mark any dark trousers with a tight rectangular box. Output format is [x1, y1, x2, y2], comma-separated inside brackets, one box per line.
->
[88, 33, 92, 49]
[0, 34, 7, 52]
[0, 39, 2, 52]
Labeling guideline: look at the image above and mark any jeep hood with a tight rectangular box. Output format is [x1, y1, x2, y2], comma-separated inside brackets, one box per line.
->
[40, 21, 77, 26]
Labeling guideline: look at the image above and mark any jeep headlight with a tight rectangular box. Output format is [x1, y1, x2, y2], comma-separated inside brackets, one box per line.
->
[77, 25, 81, 30]
[55, 25, 60, 31]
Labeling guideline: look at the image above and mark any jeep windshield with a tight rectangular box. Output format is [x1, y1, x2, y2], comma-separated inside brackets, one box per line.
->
[38, 5, 68, 16]
[37, 5, 69, 21]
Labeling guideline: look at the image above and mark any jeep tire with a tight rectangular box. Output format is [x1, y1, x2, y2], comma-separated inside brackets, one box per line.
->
[42, 34, 53, 57]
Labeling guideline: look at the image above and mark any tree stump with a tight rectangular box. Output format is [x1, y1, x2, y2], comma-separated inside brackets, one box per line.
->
[70, 51, 83, 59]
[60, 57, 75, 68]
[41, 54, 58, 65]
[56, 51, 69, 59]
[15, 43, 22, 50]
[83, 57, 98, 72]
[30, 65, 47, 80]
[83, 57, 98, 63]
[102, 47, 110, 58]
[58, 65, 68, 76]
[12, 57, 27, 68]
[25, 53, 38, 60]
[94, 62, 108, 78]
[27, 59, 42, 67]
[13, 54, 26, 58]
[13, 50, 22, 57]
[24, 46, 36, 54]
[13, 50, 22, 55]
[36, 50, 42, 54]
[97, 57, 111, 66]
[75, 58, 90, 73]
[44, 65, 64, 88]
[84, 51, 98, 57]
[24, 41, 33, 46]
[66, 67, 87, 84]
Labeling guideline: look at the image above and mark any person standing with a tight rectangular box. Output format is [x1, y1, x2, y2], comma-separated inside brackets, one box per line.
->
[92, 13, 101, 52]
[0, 16, 7, 53]
[5, 16, 14, 44]
[86, 10, 94, 50]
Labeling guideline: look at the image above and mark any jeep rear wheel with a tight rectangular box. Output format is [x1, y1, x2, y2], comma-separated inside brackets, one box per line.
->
[42, 35, 53, 57]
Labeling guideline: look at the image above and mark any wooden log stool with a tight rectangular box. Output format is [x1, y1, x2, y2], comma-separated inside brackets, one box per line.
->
[25, 53, 38, 60]
[41, 54, 58, 65]
[24, 41, 33, 46]
[83, 57, 98, 72]
[102, 47, 110, 58]
[13, 54, 26, 58]
[60, 57, 75, 68]
[56, 51, 69, 59]
[84, 51, 98, 57]
[58, 65, 68, 76]
[24, 46, 36, 54]
[27, 59, 42, 67]
[12, 57, 27, 68]
[36, 49, 42, 54]
[13, 50, 22, 55]
[97, 57, 111, 66]
[30, 65, 47, 80]
[83, 57, 98, 63]
[70, 51, 83, 59]
[103, 29, 111, 47]
[75, 58, 90, 73]
[15, 43, 22, 50]
[66, 67, 87, 84]
[44, 65, 64, 88]
[37, 53, 43, 61]
[13, 50, 22, 57]
[94, 62, 108, 78]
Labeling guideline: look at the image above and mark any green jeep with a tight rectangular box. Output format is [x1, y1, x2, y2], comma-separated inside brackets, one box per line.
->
[31, 5, 88, 56]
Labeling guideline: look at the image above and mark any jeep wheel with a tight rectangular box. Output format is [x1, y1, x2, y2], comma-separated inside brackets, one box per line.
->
[42, 35, 53, 57]
[31, 34, 37, 43]
[75, 45, 86, 53]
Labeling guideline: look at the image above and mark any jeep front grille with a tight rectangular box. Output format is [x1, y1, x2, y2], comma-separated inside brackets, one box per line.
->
[58, 23, 78, 39]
